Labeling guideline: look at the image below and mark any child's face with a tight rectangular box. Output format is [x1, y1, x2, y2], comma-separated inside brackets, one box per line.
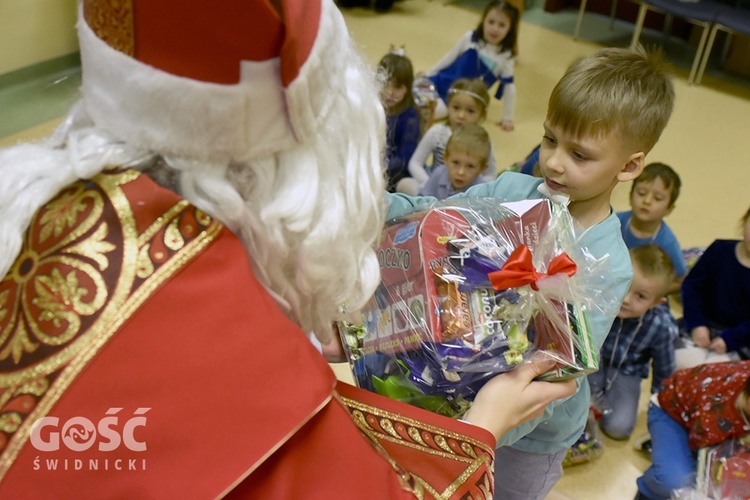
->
[445, 149, 486, 190]
[380, 80, 408, 110]
[482, 8, 511, 46]
[448, 93, 483, 129]
[630, 177, 674, 224]
[539, 122, 644, 206]
[617, 264, 667, 319]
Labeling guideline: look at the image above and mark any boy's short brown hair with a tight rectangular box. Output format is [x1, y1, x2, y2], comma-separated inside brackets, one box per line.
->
[547, 45, 675, 154]
[445, 123, 491, 165]
[630, 162, 682, 206]
[630, 244, 675, 294]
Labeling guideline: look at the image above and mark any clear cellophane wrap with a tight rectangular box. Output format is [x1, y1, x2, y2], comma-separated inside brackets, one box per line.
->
[674, 435, 750, 500]
[339, 197, 610, 418]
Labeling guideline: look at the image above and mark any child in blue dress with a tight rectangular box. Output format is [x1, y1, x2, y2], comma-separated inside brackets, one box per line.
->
[378, 51, 421, 192]
[425, 0, 519, 131]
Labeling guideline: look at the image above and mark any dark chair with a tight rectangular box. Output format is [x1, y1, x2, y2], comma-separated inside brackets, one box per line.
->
[574, 0, 620, 40]
[694, 0, 750, 83]
[630, 0, 726, 84]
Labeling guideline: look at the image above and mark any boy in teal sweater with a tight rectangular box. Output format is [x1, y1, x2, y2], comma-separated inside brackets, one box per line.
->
[386, 45, 675, 499]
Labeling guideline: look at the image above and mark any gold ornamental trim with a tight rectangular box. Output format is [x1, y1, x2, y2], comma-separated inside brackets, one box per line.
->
[0, 170, 221, 480]
[341, 395, 493, 500]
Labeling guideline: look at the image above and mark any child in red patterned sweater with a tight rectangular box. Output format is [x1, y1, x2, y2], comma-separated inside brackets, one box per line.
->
[635, 361, 750, 499]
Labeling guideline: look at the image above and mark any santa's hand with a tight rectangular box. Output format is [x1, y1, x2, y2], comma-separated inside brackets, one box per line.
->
[692, 326, 711, 348]
[464, 358, 576, 442]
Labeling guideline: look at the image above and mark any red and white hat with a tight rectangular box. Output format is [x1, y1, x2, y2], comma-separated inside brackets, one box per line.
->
[79, 0, 352, 162]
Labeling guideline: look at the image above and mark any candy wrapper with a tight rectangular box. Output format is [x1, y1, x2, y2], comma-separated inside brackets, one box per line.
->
[339, 197, 606, 418]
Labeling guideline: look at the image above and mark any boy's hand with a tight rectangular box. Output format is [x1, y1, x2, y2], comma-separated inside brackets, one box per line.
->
[497, 120, 514, 131]
[691, 326, 711, 348]
[709, 336, 727, 354]
[464, 357, 576, 442]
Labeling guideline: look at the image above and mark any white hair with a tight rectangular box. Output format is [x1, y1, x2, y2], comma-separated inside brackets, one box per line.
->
[0, 29, 386, 345]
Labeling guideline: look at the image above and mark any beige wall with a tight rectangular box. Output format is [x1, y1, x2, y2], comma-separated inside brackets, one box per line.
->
[0, 0, 79, 74]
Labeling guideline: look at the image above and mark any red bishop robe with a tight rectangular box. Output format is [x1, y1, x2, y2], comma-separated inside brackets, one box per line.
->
[0, 169, 495, 498]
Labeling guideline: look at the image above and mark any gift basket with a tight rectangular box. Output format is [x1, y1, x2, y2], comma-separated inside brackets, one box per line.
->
[339, 197, 607, 418]
[681, 435, 750, 500]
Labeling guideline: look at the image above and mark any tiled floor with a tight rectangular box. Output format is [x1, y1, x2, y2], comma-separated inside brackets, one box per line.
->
[2, 2, 749, 498]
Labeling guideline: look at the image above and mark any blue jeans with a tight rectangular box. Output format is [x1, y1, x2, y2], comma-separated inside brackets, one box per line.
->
[636, 404, 697, 499]
[588, 369, 642, 439]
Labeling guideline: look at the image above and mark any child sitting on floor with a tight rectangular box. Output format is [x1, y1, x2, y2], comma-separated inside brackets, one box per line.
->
[618, 163, 686, 295]
[589, 245, 678, 440]
[635, 361, 750, 499]
[423, 0, 519, 130]
[676, 204, 750, 369]
[420, 123, 491, 199]
[399, 78, 497, 196]
[378, 49, 421, 193]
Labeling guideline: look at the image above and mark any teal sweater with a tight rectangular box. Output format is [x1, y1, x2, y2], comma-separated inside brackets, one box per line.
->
[386, 172, 632, 453]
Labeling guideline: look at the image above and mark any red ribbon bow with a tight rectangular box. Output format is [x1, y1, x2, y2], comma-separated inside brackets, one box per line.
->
[488, 245, 577, 291]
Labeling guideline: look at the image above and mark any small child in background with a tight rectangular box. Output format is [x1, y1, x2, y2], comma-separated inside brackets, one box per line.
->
[635, 361, 750, 499]
[424, 0, 519, 130]
[618, 163, 686, 294]
[399, 78, 496, 195]
[589, 245, 678, 440]
[378, 50, 421, 193]
[420, 123, 490, 199]
[676, 205, 750, 369]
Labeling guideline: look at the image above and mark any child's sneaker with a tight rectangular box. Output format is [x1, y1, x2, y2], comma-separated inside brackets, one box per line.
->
[633, 433, 653, 455]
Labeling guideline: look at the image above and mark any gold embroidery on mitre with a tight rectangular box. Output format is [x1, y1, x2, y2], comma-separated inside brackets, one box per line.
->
[83, 0, 135, 56]
[0, 169, 221, 480]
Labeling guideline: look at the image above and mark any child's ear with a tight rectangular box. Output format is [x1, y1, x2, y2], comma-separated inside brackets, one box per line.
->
[665, 203, 676, 217]
[649, 295, 668, 310]
[617, 152, 645, 183]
